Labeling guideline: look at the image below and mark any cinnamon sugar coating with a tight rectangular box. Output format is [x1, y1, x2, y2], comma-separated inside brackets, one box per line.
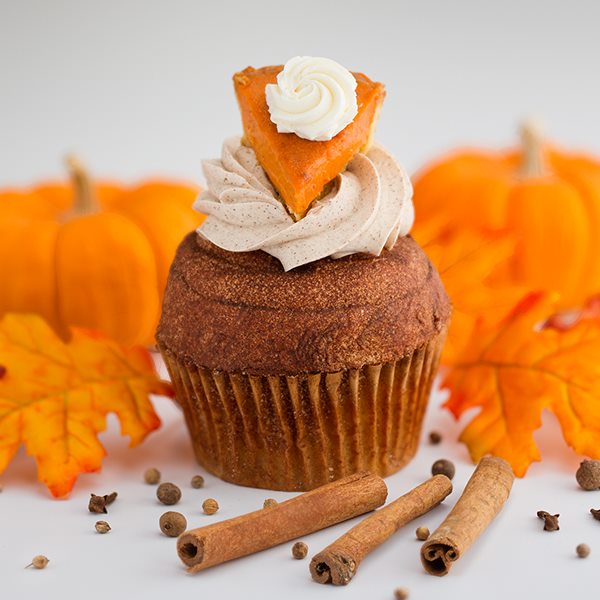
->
[157, 233, 450, 375]
[157, 232, 450, 375]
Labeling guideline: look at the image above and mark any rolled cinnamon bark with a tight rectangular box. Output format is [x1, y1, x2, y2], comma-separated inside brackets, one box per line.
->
[310, 474, 453, 585]
[177, 471, 387, 573]
[421, 456, 514, 576]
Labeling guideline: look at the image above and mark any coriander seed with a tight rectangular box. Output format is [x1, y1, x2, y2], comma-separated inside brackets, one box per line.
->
[394, 587, 409, 600]
[431, 459, 455, 480]
[26, 555, 49, 569]
[292, 541, 308, 560]
[202, 498, 219, 515]
[576, 460, 600, 491]
[576, 543, 590, 558]
[157, 482, 181, 505]
[415, 526, 430, 541]
[263, 498, 278, 509]
[191, 475, 205, 489]
[429, 431, 442, 445]
[95, 520, 111, 534]
[144, 467, 161, 485]
[160, 511, 187, 537]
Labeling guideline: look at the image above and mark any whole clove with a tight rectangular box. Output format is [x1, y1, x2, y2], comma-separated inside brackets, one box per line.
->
[537, 510, 559, 531]
[88, 491, 117, 514]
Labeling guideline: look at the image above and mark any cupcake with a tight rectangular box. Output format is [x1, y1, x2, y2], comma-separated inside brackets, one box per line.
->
[157, 57, 451, 491]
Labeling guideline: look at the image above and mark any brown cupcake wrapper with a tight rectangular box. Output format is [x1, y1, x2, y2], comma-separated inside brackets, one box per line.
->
[159, 327, 446, 491]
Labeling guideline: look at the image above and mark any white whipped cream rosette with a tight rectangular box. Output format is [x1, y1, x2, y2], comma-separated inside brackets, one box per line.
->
[265, 56, 359, 142]
[195, 138, 414, 271]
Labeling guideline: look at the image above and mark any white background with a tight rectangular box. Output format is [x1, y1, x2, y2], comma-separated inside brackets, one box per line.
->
[1, 1, 600, 599]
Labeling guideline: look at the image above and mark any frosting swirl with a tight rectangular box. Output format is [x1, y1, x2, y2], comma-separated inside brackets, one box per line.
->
[195, 138, 414, 271]
[265, 56, 358, 142]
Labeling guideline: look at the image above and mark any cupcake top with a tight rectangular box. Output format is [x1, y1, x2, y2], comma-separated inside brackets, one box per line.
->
[159, 232, 449, 375]
[195, 57, 414, 270]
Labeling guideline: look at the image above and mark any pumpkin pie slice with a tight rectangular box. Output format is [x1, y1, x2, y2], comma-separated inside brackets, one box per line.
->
[233, 65, 385, 218]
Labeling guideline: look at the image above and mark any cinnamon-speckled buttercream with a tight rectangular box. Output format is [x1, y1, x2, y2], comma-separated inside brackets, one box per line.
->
[157, 232, 450, 376]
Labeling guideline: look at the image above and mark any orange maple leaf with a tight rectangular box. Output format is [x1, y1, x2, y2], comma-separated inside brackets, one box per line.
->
[417, 227, 526, 364]
[443, 292, 600, 476]
[0, 313, 172, 497]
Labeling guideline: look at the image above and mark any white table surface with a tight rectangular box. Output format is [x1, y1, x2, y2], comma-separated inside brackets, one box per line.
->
[2, 1, 600, 598]
[1, 357, 597, 600]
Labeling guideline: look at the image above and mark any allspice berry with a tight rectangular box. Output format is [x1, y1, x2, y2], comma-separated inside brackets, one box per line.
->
[26, 555, 49, 569]
[292, 541, 308, 560]
[415, 526, 430, 541]
[144, 467, 161, 485]
[95, 520, 111, 534]
[431, 459, 455, 480]
[190, 475, 205, 489]
[429, 431, 442, 445]
[263, 498, 278, 509]
[157, 482, 181, 505]
[202, 498, 219, 515]
[576, 543, 590, 558]
[394, 587, 409, 600]
[160, 511, 187, 537]
[576, 460, 600, 491]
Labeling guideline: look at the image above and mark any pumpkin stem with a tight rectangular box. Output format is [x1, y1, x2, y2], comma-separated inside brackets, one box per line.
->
[65, 155, 97, 216]
[519, 118, 547, 178]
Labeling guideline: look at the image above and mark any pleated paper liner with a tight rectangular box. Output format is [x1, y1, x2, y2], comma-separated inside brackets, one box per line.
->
[159, 327, 446, 491]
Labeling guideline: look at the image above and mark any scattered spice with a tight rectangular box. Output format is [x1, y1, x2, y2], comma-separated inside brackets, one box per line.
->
[191, 475, 205, 489]
[590, 508, 600, 521]
[26, 555, 49, 569]
[292, 541, 308, 560]
[0, 365, 6, 379]
[95, 520, 111, 534]
[105, 491, 118, 504]
[263, 498, 278, 509]
[157, 482, 181, 506]
[576, 460, 600, 491]
[416, 526, 430, 541]
[144, 467, 161, 485]
[88, 491, 117, 514]
[394, 587, 409, 600]
[202, 498, 219, 515]
[537, 510, 560, 531]
[429, 431, 442, 445]
[431, 459, 455, 480]
[311, 475, 452, 585]
[160, 511, 187, 537]
[576, 543, 590, 558]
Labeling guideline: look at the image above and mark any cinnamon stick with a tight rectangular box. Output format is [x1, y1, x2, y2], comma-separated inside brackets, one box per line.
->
[177, 471, 387, 573]
[309, 474, 452, 585]
[421, 456, 514, 576]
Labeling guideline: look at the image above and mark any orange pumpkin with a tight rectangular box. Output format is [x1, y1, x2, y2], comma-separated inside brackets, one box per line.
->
[0, 157, 204, 345]
[413, 121, 600, 307]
